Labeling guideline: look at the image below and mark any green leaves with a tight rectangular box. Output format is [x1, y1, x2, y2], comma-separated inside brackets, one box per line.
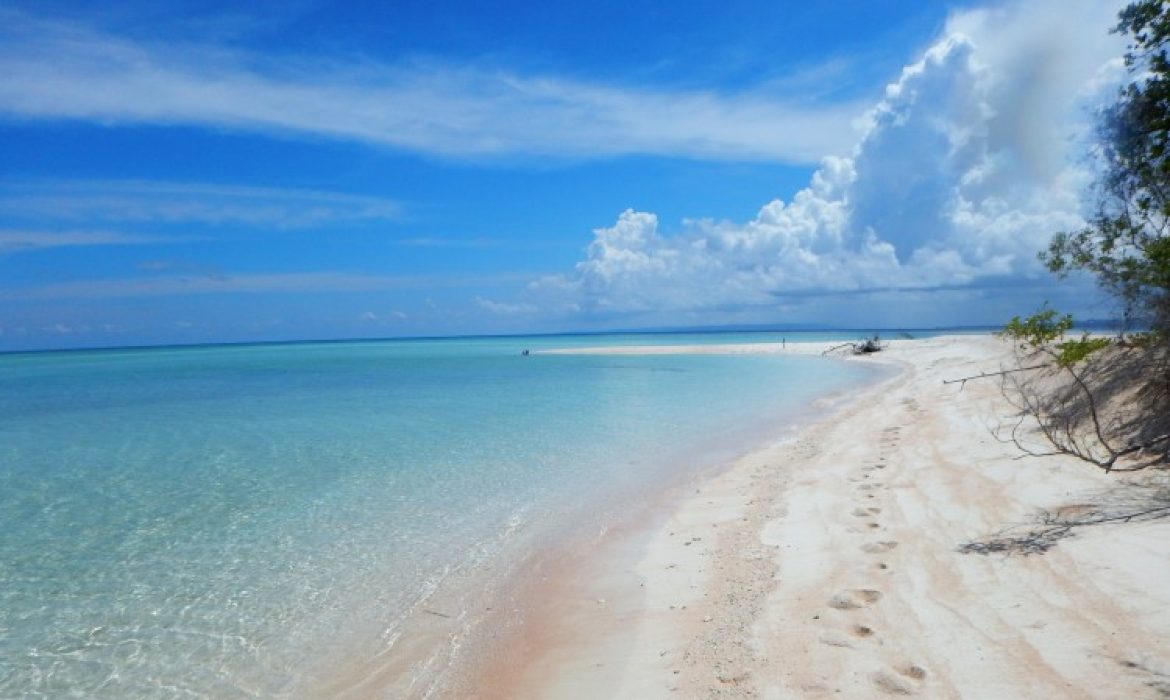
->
[999, 306, 1074, 347]
[1055, 336, 1113, 367]
[1048, 1, 1170, 339]
[1000, 306, 1112, 367]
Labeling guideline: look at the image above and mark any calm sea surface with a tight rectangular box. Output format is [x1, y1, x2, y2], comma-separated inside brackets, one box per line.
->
[0, 333, 883, 697]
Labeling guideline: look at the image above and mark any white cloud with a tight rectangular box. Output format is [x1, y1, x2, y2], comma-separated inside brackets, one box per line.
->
[0, 272, 532, 301]
[360, 309, 409, 323]
[527, 0, 1125, 320]
[0, 11, 865, 163]
[475, 296, 538, 315]
[0, 180, 401, 229]
[0, 228, 167, 251]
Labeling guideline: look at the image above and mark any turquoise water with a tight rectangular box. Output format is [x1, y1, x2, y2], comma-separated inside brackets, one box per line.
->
[0, 334, 878, 698]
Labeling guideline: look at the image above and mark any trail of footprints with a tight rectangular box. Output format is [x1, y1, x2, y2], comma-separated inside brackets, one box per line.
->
[817, 419, 929, 695]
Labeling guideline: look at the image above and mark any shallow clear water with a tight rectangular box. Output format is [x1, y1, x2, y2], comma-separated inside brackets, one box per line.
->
[0, 334, 878, 697]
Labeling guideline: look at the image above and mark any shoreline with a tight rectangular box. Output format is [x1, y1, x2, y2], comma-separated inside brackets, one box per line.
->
[311, 339, 886, 698]
[433, 341, 893, 698]
[449, 335, 1170, 698]
[453, 339, 904, 698]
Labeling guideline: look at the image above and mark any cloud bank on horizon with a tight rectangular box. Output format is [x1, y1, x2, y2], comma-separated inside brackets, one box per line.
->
[510, 0, 1126, 324]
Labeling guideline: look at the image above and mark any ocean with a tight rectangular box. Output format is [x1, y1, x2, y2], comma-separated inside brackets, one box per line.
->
[0, 333, 882, 698]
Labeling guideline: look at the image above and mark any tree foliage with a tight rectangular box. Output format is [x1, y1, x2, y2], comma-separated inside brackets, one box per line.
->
[1000, 307, 1073, 348]
[999, 306, 1111, 367]
[1043, 0, 1170, 336]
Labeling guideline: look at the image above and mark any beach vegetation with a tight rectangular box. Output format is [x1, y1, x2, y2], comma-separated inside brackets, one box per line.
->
[998, 307, 1112, 367]
[999, 306, 1073, 350]
[980, 1, 1170, 473]
[992, 329, 1168, 472]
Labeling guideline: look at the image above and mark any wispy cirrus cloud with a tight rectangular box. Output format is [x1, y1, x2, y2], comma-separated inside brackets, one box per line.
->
[0, 179, 402, 229]
[390, 236, 500, 248]
[0, 11, 865, 163]
[474, 296, 538, 315]
[0, 271, 536, 301]
[0, 228, 170, 252]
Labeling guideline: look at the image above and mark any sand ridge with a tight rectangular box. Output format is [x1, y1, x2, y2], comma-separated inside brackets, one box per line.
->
[479, 335, 1170, 699]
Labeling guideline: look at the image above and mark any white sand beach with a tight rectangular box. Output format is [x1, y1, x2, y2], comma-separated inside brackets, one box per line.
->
[461, 334, 1170, 699]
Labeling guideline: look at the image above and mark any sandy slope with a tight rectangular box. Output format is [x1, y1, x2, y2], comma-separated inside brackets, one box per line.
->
[476, 335, 1170, 699]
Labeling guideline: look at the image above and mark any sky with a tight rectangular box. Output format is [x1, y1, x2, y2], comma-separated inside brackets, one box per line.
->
[0, 0, 1132, 350]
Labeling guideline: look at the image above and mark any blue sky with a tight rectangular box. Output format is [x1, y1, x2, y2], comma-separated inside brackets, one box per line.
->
[0, 0, 1128, 350]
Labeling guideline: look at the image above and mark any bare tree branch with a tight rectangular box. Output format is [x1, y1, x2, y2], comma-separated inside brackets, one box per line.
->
[943, 364, 1049, 390]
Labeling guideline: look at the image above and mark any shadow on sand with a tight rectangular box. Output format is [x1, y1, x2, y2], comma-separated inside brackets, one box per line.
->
[958, 474, 1170, 556]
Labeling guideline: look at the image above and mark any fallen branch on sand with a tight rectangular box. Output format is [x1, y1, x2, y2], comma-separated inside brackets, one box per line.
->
[822, 336, 885, 356]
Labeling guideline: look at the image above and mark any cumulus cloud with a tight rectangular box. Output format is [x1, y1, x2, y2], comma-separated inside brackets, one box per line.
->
[522, 0, 1125, 321]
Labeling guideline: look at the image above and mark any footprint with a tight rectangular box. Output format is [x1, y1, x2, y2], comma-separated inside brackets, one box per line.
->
[818, 632, 854, 648]
[897, 665, 927, 681]
[828, 589, 883, 610]
[851, 507, 874, 517]
[872, 670, 914, 695]
[861, 541, 898, 553]
[850, 624, 875, 638]
[871, 664, 928, 695]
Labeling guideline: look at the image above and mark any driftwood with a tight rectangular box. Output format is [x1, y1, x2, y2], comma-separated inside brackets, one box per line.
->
[822, 336, 885, 356]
